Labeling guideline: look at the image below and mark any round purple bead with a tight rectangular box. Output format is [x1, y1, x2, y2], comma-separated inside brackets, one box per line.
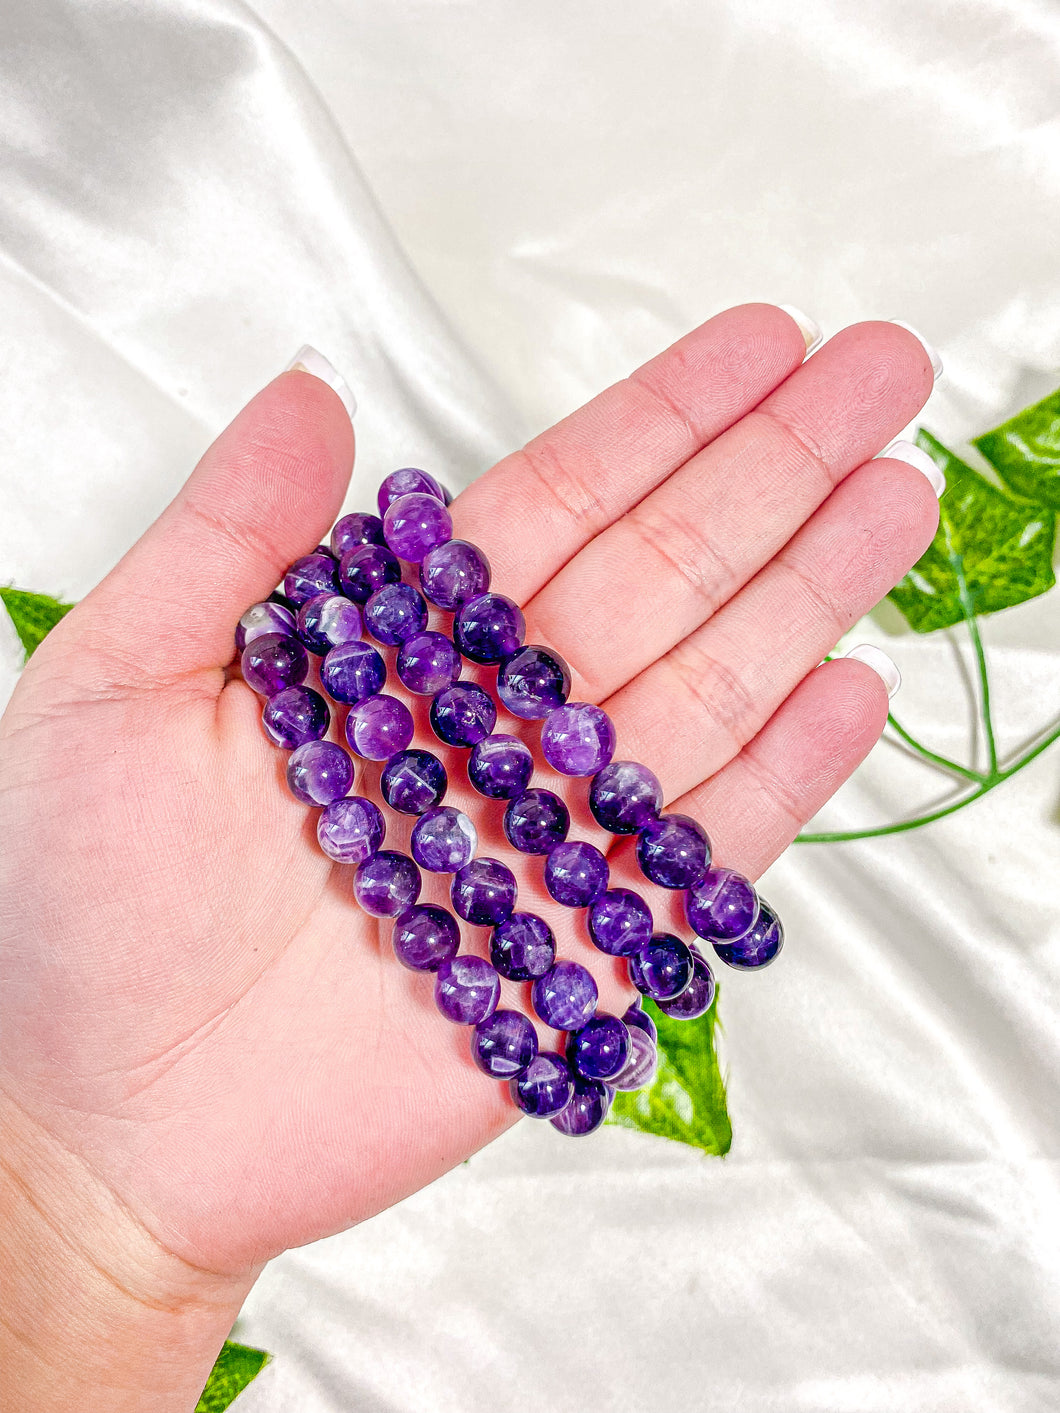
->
[345, 694, 415, 760]
[622, 1000, 657, 1044]
[686, 866, 759, 942]
[397, 631, 462, 695]
[262, 685, 330, 749]
[236, 600, 296, 652]
[434, 955, 500, 1026]
[453, 593, 525, 665]
[567, 1013, 631, 1081]
[430, 682, 497, 747]
[636, 813, 711, 889]
[531, 960, 598, 1031]
[392, 905, 461, 973]
[589, 760, 663, 835]
[287, 740, 354, 806]
[656, 947, 717, 1018]
[472, 1009, 539, 1079]
[296, 594, 362, 655]
[497, 645, 572, 720]
[587, 888, 653, 956]
[383, 492, 453, 563]
[490, 912, 556, 981]
[316, 795, 385, 864]
[629, 932, 695, 1002]
[451, 857, 518, 926]
[241, 632, 309, 696]
[283, 550, 339, 607]
[330, 511, 385, 558]
[354, 849, 421, 917]
[467, 734, 534, 799]
[503, 788, 570, 855]
[712, 898, 784, 970]
[338, 543, 402, 603]
[419, 539, 491, 610]
[377, 467, 448, 516]
[613, 1027, 659, 1092]
[510, 1051, 573, 1118]
[380, 749, 448, 815]
[364, 582, 428, 646]
[540, 702, 616, 777]
[544, 841, 610, 908]
[411, 806, 478, 873]
[550, 1073, 610, 1136]
[320, 641, 387, 704]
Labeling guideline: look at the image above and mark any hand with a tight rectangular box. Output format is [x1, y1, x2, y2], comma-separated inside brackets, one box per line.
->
[0, 305, 938, 1407]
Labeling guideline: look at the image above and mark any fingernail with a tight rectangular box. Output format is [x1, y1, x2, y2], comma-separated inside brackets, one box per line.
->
[842, 643, 901, 699]
[888, 320, 943, 379]
[777, 304, 823, 355]
[285, 345, 357, 420]
[876, 438, 946, 498]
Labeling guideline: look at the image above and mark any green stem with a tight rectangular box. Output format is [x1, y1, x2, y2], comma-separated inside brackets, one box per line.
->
[885, 712, 986, 784]
[948, 533, 998, 777]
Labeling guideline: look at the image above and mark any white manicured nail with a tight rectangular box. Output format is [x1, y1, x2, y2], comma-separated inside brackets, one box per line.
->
[888, 320, 943, 379]
[842, 643, 902, 699]
[777, 304, 823, 354]
[285, 345, 357, 420]
[877, 439, 946, 498]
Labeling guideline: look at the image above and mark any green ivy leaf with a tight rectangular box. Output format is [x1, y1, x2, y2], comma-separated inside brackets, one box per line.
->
[607, 993, 732, 1155]
[974, 386, 1060, 510]
[195, 1340, 271, 1412]
[0, 588, 75, 660]
[886, 430, 1056, 633]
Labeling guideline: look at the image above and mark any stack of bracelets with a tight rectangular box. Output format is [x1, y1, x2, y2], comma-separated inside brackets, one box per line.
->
[236, 466, 784, 1138]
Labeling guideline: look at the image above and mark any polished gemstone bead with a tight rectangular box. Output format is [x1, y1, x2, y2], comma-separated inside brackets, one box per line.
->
[510, 1051, 574, 1118]
[411, 806, 477, 872]
[419, 539, 491, 610]
[467, 734, 534, 799]
[622, 1000, 657, 1044]
[296, 593, 362, 655]
[320, 641, 387, 704]
[686, 866, 759, 941]
[396, 631, 462, 695]
[453, 593, 525, 664]
[380, 749, 448, 815]
[490, 912, 556, 981]
[503, 788, 570, 854]
[287, 740, 354, 806]
[284, 550, 339, 607]
[472, 1009, 539, 1079]
[589, 760, 662, 834]
[364, 582, 428, 646]
[241, 632, 309, 696]
[544, 841, 610, 908]
[330, 510, 385, 558]
[656, 946, 716, 1018]
[391, 904, 461, 972]
[434, 955, 500, 1025]
[354, 849, 421, 917]
[567, 1013, 631, 1081]
[636, 813, 711, 889]
[629, 932, 695, 1001]
[497, 645, 571, 720]
[540, 702, 616, 776]
[383, 492, 453, 563]
[712, 898, 784, 970]
[430, 682, 497, 747]
[236, 600, 296, 652]
[451, 857, 517, 926]
[262, 685, 330, 749]
[345, 694, 415, 760]
[338, 543, 402, 603]
[550, 1073, 610, 1136]
[613, 1027, 659, 1091]
[587, 888, 653, 956]
[316, 795, 385, 863]
[531, 960, 598, 1031]
[377, 467, 447, 515]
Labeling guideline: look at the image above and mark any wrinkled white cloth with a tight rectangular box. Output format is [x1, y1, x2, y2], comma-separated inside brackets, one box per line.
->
[1, 2, 1059, 1409]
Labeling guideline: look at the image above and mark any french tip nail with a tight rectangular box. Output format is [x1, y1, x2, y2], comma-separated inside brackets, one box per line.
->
[888, 320, 944, 380]
[877, 438, 946, 498]
[842, 643, 902, 699]
[284, 345, 357, 421]
[777, 303, 823, 355]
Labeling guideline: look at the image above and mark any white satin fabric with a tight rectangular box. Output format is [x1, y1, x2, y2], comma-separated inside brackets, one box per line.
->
[2, 3, 1059, 1409]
